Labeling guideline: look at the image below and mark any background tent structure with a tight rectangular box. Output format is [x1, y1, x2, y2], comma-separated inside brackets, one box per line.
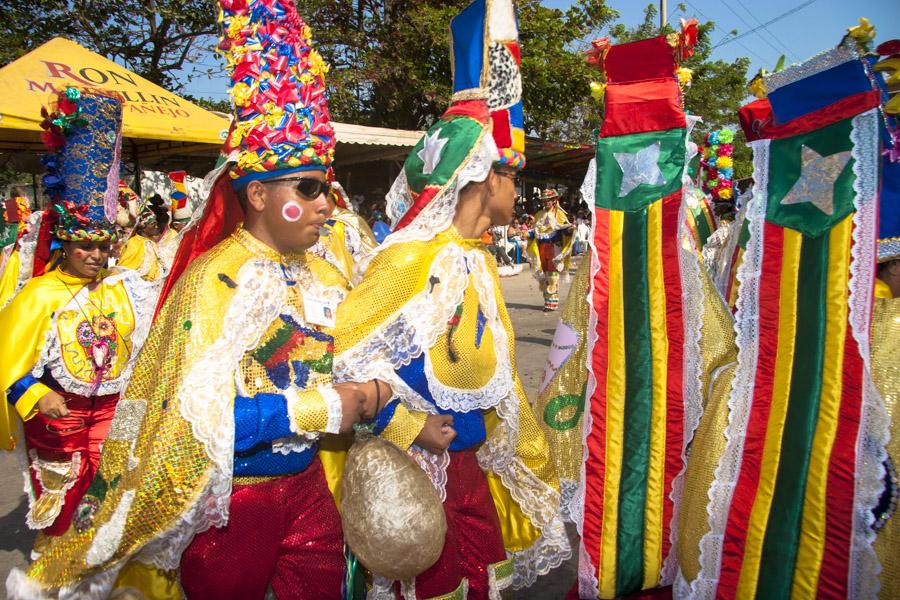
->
[0, 37, 231, 164]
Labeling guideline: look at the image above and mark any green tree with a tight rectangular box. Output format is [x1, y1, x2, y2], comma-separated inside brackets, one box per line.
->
[0, 0, 217, 91]
[609, 4, 752, 179]
[301, 0, 617, 139]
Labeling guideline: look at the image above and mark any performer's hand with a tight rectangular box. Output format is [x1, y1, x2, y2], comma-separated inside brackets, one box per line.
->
[37, 391, 69, 420]
[414, 414, 456, 454]
[333, 383, 368, 433]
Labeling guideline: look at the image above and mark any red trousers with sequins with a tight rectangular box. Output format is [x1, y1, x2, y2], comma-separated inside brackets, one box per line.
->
[410, 450, 507, 599]
[179, 456, 344, 600]
[23, 391, 118, 536]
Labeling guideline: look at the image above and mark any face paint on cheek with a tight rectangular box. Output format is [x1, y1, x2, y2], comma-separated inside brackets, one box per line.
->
[282, 201, 303, 222]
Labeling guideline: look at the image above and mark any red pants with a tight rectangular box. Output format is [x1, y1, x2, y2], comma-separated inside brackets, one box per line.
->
[412, 450, 507, 599]
[180, 456, 345, 600]
[538, 240, 558, 273]
[23, 391, 118, 536]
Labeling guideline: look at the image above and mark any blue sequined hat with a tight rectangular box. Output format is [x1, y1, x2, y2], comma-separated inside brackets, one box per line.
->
[39, 87, 123, 241]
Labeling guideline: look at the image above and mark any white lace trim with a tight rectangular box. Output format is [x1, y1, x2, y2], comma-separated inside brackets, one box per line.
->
[407, 446, 450, 503]
[336, 244, 513, 415]
[764, 43, 859, 94]
[11, 211, 44, 302]
[354, 133, 498, 277]
[25, 450, 82, 530]
[847, 108, 887, 600]
[476, 386, 572, 589]
[661, 198, 707, 585]
[574, 163, 601, 599]
[31, 270, 159, 398]
[85, 490, 136, 566]
[319, 384, 344, 435]
[687, 140, 769, 599]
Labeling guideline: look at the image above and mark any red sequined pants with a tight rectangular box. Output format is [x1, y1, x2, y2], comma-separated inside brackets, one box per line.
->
[411, 450, 507, 599]
[23, 391, 119, 536]
[179, 456, 345, 600]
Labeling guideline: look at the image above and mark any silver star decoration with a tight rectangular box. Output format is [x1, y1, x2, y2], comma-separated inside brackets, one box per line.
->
[613, 141, 666, 197]
[417, 129, 448, 175]
[780, 145, 851, 216]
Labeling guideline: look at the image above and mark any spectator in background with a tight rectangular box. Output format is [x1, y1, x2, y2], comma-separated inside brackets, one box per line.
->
[371, 209, 391, 244]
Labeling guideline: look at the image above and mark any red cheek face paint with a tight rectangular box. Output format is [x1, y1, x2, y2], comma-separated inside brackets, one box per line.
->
[282, 201, 303, 222]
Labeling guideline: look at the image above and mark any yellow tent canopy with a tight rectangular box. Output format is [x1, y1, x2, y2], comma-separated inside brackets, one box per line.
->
[0, 37, 230, 159]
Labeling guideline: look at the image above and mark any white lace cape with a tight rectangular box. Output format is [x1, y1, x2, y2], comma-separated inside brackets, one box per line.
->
[676, 108, 886, 600]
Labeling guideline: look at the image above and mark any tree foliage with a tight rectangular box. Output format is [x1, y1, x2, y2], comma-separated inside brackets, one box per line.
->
[610, 4, 752, 179]
[301, 0, 617, 140]
[0, 0, 217, 91]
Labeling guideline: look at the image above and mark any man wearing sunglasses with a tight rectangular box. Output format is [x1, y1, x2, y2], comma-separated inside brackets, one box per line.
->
[13, 2, 389, 598]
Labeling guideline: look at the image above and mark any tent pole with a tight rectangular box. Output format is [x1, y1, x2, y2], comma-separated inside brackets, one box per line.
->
[132, 142, 142, 194]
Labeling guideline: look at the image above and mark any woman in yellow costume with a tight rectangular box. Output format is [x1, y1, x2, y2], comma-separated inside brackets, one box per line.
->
[334, 1, 569, 598]
[114, 183, 165, 281]
[0, 88, 158, 541]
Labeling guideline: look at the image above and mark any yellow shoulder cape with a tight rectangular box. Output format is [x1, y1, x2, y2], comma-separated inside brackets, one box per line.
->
[334, 228, 570, 587]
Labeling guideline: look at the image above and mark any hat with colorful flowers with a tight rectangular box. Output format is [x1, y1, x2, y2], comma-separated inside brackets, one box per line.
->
[218, 0, 335, 186]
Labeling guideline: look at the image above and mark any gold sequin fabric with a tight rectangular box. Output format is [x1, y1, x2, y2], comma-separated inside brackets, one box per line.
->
[534, 257, 591, 491]
[871, 297, 900, 599]
[677, 269, 738, 582]
[24, 230, 348, 593]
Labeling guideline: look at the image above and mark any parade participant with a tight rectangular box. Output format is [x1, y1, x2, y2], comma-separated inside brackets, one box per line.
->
[869, 39, 900, 595]
[0, 89, 159, 540]
[311, 178, 377, 283]
[676, 29, 888, 599]
[0, 190, 33, 307]
[155, 172, 193, 270]
[115, 184, 164, 281]
[8, 2, 384, 598]
[334, 1, 569, 597]
[527, 188, 573, 311]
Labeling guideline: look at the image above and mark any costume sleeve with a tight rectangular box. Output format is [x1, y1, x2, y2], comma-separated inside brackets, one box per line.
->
[6, 373, 51, 421]
[116, 236, 145, 271]
[372, 398, 427, 451]
[233, 385, 342, 452]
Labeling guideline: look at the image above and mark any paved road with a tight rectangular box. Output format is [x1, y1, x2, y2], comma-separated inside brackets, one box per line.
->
[0, 263, 580, 599]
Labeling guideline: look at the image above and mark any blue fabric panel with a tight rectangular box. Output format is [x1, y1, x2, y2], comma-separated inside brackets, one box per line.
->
[372, 399, 400, 435]
[394, 355, 486, 451]
[233, 443, 316, 477]
[233, 393, 295, 453]
[509, 100, 524, 130]
[768, 59, 872, 124]
[475, 306, 487, 349]
[7, 374, 41, 405]
[451, 0, 486, 94]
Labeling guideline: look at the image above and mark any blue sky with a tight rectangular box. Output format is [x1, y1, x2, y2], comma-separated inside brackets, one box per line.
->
[182, 0, 900, 101]
[544, 0, 899, 76]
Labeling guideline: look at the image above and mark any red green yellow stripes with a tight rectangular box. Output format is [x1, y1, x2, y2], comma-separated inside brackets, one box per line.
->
[716, 216, 863, 598]
[790, 214, 852, 597]
[583, 192, 684, 598]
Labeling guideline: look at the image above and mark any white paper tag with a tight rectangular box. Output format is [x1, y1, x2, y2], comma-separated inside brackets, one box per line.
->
[303, 293, 337, 328]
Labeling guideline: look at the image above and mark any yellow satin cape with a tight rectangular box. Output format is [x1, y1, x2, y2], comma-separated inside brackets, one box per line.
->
[0, 269, 100, 450]
[23, 234, 348, 594]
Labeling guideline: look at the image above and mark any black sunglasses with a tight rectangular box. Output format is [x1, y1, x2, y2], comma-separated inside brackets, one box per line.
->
[262, 177, 330, 200]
